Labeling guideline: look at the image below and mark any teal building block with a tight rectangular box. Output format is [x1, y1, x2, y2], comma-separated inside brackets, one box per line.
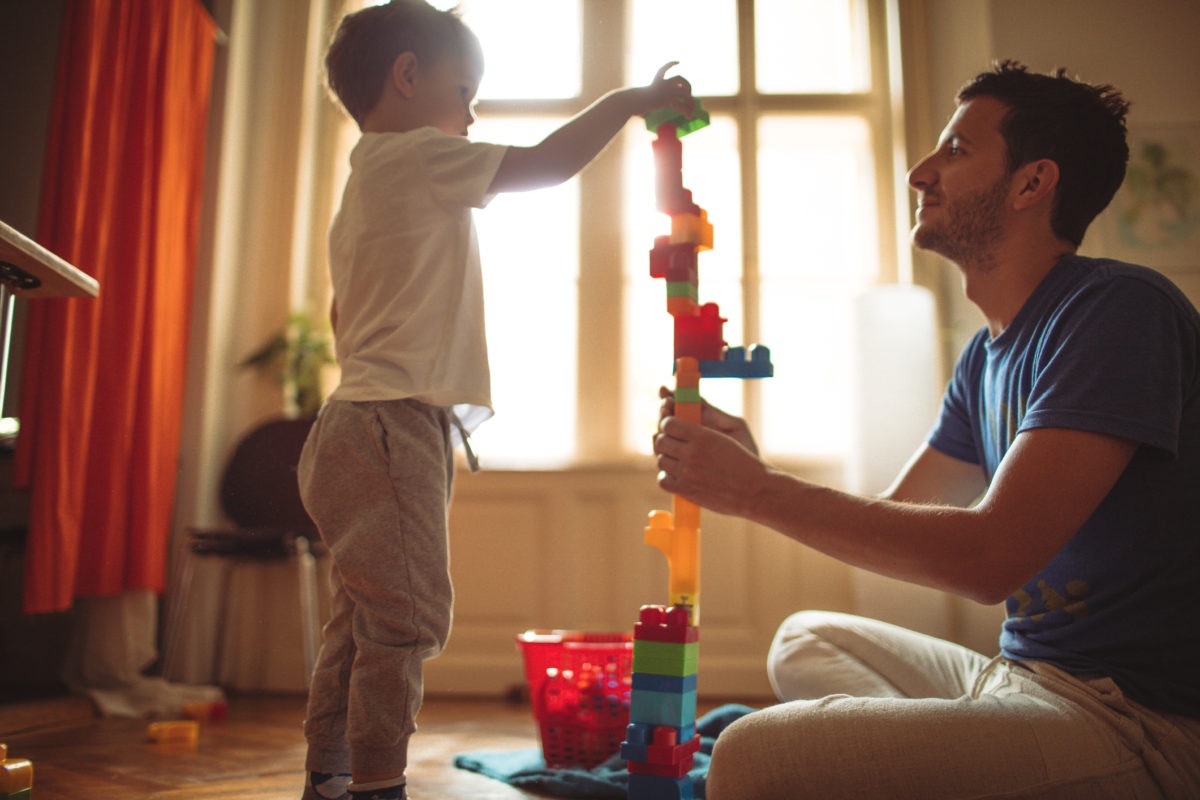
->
[629, 686, 697, 729]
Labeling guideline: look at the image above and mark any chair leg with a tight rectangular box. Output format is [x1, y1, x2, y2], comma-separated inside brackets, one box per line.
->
[162, 547, 197, 681]
[295, 536, 320, 686]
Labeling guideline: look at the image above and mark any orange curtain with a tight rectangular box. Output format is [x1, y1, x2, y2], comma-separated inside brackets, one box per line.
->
[14, 0, 216, 613]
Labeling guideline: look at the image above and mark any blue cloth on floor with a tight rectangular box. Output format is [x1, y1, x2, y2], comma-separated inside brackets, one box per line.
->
[453, 703, 756, 799]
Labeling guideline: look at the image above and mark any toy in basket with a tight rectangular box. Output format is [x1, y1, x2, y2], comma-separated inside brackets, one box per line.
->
[516, 630, 634, 768]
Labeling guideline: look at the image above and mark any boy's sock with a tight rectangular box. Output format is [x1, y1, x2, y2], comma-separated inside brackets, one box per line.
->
[348, 777, 407, 800]
[302, 771, 352, 800]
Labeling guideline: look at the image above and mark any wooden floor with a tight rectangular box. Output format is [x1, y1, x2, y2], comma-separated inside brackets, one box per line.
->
[0, 692, 553, 799]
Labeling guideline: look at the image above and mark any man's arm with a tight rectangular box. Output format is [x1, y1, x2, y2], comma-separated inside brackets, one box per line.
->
[654, 420, 1136, 604]
[486, 63, 693, 195]
[880, 442, 987, 507]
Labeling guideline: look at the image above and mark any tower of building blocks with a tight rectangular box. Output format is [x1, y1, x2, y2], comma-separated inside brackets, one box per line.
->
[623, 101, 774, 800]
[622, 604, 700, 800]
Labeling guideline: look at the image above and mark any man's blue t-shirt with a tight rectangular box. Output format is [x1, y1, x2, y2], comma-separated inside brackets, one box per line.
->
[928, 255, 1200, 716]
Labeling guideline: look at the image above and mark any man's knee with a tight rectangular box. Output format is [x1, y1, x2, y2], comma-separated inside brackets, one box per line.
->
[706, 712, 768, 800]
[767, 609, 854, 698]
[707, 703, 830, 799]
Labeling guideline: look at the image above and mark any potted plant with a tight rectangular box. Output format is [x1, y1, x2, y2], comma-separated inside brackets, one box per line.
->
[238, 310, 335, 419]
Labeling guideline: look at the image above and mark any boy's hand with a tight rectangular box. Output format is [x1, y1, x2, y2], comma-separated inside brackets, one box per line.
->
[637, 62, 695, 119]
[487, 62, 695, 194]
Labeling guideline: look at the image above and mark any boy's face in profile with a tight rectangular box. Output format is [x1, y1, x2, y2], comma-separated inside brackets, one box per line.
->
[407, 50, 482, 137]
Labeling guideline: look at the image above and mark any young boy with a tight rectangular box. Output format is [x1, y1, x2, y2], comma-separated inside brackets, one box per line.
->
[297, 3, 695, 799]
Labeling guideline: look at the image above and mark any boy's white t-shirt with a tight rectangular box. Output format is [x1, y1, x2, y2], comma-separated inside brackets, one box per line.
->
[327, 128, 509, 437]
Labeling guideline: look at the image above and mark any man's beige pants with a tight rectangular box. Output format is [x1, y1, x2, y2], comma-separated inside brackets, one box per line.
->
[706, 611, 1200, 799]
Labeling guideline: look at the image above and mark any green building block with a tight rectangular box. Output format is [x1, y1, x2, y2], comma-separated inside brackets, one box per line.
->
[633, 639, 699, 677]
[645, 98, 710, 136]
[666, 281, 698, 300]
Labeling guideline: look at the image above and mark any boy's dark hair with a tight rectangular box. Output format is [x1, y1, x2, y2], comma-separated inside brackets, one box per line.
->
[325, 0, 481, 129]
[957, 59, 1130, 247]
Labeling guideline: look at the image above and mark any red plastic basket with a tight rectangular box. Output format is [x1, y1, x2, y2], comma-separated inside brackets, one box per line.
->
[516, 630, 634, 768]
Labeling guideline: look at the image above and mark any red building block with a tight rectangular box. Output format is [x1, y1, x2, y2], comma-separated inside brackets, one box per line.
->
[649, 237, 698, 283]
[652, 125, 700, 216]
[635, 604, 699, 643]
[674, 303, 726, 362]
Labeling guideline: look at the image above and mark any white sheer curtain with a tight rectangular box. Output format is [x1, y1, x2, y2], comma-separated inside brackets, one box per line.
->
[56, 0, 349, 716]
[165, 0, 349, 692]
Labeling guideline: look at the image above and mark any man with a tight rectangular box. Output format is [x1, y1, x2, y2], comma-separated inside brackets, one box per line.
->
[654, 60, 1200, 798]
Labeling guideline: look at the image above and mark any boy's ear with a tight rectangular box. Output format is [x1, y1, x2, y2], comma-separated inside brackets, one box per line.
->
[390, 52, 419, 98]
[1012, 158, 1059, 210]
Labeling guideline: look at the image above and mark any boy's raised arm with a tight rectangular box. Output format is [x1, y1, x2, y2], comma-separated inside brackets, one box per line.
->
[487, 62, 694, 195]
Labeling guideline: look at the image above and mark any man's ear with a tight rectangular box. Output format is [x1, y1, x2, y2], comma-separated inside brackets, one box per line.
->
[390, 52, 419, 98]
[1013, 158, 1059, 210]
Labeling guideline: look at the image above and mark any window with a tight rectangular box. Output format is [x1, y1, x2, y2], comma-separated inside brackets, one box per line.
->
[353, 0, 906, 469]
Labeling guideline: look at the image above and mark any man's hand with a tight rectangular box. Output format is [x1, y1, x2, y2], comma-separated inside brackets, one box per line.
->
[657, 386, 758, 454]
[653, 396, 769, 518]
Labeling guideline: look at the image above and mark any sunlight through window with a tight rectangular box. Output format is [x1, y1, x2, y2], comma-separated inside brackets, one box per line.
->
[468, 116, 579, 468]
[455, 0, 582, 100]
[629, 0, 739, 97]
[758, 115, 878, 456]
[755, 0, 871, 94]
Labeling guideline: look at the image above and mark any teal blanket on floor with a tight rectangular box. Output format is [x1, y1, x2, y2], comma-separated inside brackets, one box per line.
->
[453, 703, 756, 799]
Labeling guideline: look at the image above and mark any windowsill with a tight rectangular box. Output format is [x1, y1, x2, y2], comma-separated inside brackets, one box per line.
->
[453, 453, 846, 486]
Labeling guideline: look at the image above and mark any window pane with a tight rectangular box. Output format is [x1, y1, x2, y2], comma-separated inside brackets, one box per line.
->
[756, 0, 870, 94]
[757, 115, 877, 282]
[622, 117, 744, 455]
[468, 117, 579, 467]
[629, 0, 739, 97]
[458, 0, 582, 99]
[756, 114, 877, 457]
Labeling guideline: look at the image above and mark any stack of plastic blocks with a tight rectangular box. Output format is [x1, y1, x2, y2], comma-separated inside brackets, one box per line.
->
[621, 604, 700, 800]
[0, 744, 32, 800]
[646, 107, 773, 381]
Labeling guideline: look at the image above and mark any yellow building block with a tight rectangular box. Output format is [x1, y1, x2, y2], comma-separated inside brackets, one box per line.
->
[644, 510, 700, 624]
[0, 757, 33, 795]
[670, 209, 712, 251]
[147, 719, 199, 745]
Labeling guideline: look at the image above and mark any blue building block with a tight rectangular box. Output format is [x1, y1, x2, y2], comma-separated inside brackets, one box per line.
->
[632, 672, 697, 694]
[629, 772, 694, 800]
[699, 344, 774, 378]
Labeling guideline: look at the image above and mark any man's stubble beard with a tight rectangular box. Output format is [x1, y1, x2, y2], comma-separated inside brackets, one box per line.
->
[912, 176, 1009, 272]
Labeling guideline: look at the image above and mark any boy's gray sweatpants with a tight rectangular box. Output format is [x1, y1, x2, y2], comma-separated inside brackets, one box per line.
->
[297, 398, 455, 779]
